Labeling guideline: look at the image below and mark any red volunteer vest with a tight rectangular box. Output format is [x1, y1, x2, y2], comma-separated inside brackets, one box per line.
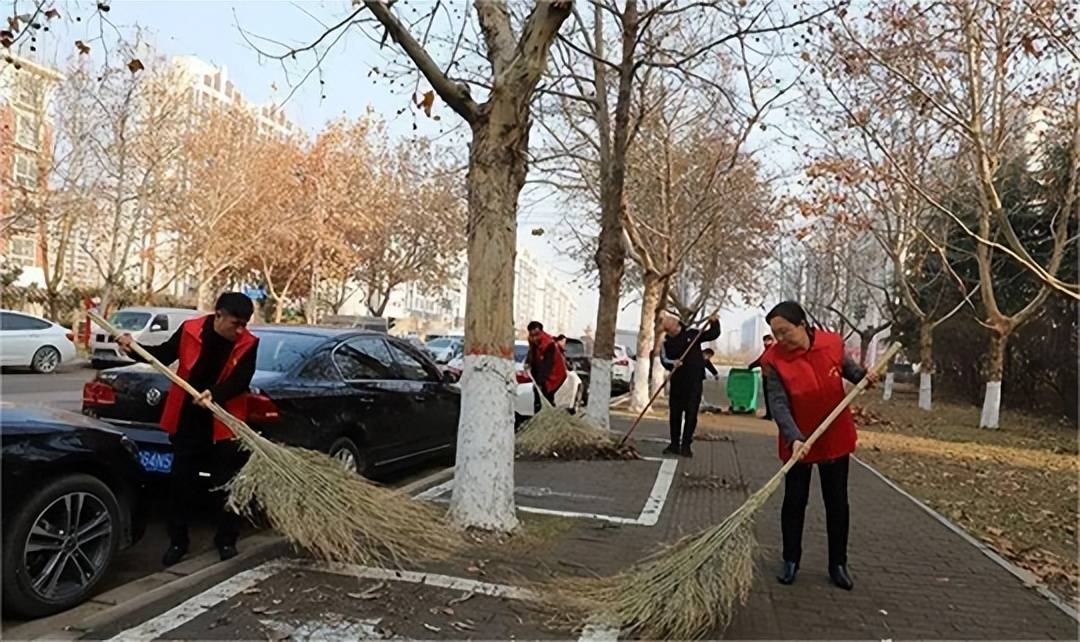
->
[760, 330, 856, 463]
[158, 316, 258, 443]
[528, 332, 568, 394]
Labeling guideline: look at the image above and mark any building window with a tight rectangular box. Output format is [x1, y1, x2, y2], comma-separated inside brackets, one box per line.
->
[14, 112, 40, 150]
[13, 153, 37, 189]
[7, 235, 36, 267]
[14, 74, 39, 109]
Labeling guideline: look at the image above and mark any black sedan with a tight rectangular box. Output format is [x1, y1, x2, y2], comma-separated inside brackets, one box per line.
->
[82, 327, 461, 478]
[1, 404, 149, 618]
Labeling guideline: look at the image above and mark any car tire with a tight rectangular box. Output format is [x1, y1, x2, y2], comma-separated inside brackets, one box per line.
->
[31, 346, 61, 374]
[328, 437, 370, 477]
[2, 474, 121, 618]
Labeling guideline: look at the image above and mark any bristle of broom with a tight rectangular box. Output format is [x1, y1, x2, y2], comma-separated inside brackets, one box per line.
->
[548, 475, 783, 639]
[226, 432, 460, 567]
[516, 406, 639, 460]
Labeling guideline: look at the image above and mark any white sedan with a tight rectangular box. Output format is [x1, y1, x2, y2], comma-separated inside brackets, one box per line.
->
[445, 340, 580, 424]
[0, 310, 78, 373]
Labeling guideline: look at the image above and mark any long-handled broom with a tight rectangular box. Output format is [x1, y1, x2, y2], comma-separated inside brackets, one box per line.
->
[89, 312, 460, 566]
[555, 342, 903, 639]
[516, 381, 638, 460]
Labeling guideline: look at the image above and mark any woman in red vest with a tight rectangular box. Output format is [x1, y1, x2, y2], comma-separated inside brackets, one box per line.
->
[759, 301, 877, 591]
[117, 292, 258, 567]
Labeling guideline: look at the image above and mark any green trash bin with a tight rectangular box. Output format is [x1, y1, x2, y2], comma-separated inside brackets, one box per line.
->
[726, 367, 760, 414]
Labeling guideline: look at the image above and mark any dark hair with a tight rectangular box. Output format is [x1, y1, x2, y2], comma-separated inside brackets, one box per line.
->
[765, 301, 808, 327]
[763, 334, 775, 341]
[527, 321, 544, 332]
[555, 334, 566, 342]
[702, 348, 715, 356]
[215, 292, 254, 320]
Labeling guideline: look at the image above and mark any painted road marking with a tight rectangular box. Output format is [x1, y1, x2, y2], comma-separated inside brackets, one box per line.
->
[106, 558, 617, 641]
[415, 456, 677, 527]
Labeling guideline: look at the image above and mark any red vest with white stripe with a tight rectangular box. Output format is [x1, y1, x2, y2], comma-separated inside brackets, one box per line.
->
[158, 316, 257, 443]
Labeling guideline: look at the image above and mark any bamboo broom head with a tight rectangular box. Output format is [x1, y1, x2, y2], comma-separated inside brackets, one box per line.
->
[515, 405, 639, 461]
[226, 429, 461, 566]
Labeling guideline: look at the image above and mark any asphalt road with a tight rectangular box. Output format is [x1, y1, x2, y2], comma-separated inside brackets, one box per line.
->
[0, 365, 446, 630]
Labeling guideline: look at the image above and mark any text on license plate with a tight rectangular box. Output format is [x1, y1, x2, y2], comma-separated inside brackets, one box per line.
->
[139, 451, 173, 473]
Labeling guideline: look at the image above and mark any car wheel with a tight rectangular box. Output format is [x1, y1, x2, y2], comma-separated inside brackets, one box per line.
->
[2, 474, 120, 618]
[328, 437, 369, 477]
[31, 346, 61, 374]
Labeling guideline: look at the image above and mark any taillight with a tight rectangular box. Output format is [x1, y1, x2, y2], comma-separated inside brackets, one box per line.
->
[65, 332, 75, 342]
[83, 381, 116, 406]
[515, 370, 532, 384]
[246, 394, 280, 422]
[615, 358, 629, 366]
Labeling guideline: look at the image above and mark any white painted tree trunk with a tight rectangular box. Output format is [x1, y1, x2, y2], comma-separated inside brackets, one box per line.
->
[883, 372, 894, 400]
[630, 353, 652, 411]
[979, 381, 1002, 429]
[585, 358, 612, 430]
[918, 372, 932, 411]
[448, 355, 519, 531]
[630, 276, 663, 412]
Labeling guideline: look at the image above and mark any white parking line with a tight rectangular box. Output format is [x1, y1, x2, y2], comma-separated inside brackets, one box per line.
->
[416, 457, 678, 526]
[105, 558, 615, 640]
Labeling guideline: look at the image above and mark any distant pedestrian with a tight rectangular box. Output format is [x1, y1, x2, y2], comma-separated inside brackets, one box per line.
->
[758, 301, 877, 591]
[117, 292, 258, 567]
[526, 321, 567, 412]
[702, 348, 720, 380]
[554, 334, 567, 353]
[659, 313, 721, 457]
[748, 334, 777, 420]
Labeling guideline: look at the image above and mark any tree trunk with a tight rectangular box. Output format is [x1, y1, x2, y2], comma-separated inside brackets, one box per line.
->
[630, 274, 664, 412]
[585, 191, 626, 429]
[858, 332, 872, 368]
[980, 328, 1009, 429]
[196, 279, 215, 312]
[304, 262, 320, 324]
[650, 353, 666, 402]
[918, 321, 934, 410]
[448, 110, 528, 533]
[883, 372, 894, 401]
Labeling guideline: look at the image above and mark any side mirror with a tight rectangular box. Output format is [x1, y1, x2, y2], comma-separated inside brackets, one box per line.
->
[443, 370, 460, 384]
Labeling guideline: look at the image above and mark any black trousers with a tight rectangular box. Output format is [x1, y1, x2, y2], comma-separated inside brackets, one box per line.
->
[781, 455, 849, 567]
[762, 375, 772, 420]
[668, 382, 703, 447]
[533, 386, 557, 412]
[167, 436, 248, 548]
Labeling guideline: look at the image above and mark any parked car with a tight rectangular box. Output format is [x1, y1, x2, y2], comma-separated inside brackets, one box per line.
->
[83, 327, 460, 478]
[612, 344, 632, 384]
[0, 310, 78, 374]
[562, 337, 590, 404]
[90, 307, 200, 369]
[1, 403, 148, 618]
[425, 335, 464, 365]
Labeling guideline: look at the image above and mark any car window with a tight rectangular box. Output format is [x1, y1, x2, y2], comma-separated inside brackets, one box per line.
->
[255, 332, 326, 372]
[514, 344, 529, 363]
[335, 337, 396, 380]
[387, 342, 437, 382]
[109, 311, 151, 331]
[150, 314, 169, 332]
[564, 340, 586, 357]
[296, 350, 339, 380]
[0, 312, 50, 331]
[427, 337, 454, 349]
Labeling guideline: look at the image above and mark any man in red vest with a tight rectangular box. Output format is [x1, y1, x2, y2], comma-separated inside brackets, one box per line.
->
[526, 321, 567, 411]
[117, 292, 259, 566]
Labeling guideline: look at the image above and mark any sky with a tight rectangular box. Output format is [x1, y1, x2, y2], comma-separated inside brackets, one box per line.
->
[19, 0, 784, 340]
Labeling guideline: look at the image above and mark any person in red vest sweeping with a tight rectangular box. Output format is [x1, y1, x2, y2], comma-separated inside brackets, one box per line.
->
[117, 292, 259, 566]
[525, 321, 567, 411]
[758, 301, 877, 591]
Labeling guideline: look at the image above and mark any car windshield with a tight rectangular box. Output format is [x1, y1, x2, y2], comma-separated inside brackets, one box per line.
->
[514, 344, 529, 363]
[109, 311, 151, 331]
[564, 341, 586, 357]
[427, 338, 457, 350]
[255, 332, 326, 372]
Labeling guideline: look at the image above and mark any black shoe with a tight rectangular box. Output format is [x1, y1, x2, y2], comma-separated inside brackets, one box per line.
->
[829, 564, 854, 590]
[679, 445, 693, 457]
[762, 414, 773, 421]
[662, 444, 680, 455]
[218, 544, 239, 562]
[162, 544, 188, 567]
[776, 561, 798, 585]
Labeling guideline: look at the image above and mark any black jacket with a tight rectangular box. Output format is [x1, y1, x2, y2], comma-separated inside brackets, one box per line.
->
[661, 319, 721, 390]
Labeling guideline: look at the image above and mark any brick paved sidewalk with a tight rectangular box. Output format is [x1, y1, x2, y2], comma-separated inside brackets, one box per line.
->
[87, 414, 1077, 640]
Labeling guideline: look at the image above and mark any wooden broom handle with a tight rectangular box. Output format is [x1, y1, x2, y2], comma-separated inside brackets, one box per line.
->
[618, 316, 718, 446]
[88, 311, 247, 434]
[776, 341, 902, 476]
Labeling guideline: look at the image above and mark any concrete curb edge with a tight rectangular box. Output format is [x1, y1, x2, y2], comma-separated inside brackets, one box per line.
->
[853, 454, 1079, 623]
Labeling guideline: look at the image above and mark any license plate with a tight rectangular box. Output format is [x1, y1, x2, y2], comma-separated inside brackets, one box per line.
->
[139, 451, 173, 474]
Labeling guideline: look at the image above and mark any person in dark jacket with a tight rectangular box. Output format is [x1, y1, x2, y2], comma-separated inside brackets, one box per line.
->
[117, 292, 258, 566]
[526, 321, 567, 411]
[659, 313, 721, 457]
[702, 348, 720, 380]
[759, 301, 877, 591]
[748, 334, 777, 420]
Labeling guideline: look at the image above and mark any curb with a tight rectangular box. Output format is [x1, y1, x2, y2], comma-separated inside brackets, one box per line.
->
[853, 454, 1079, 623]
[10, 465, 459, 641]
